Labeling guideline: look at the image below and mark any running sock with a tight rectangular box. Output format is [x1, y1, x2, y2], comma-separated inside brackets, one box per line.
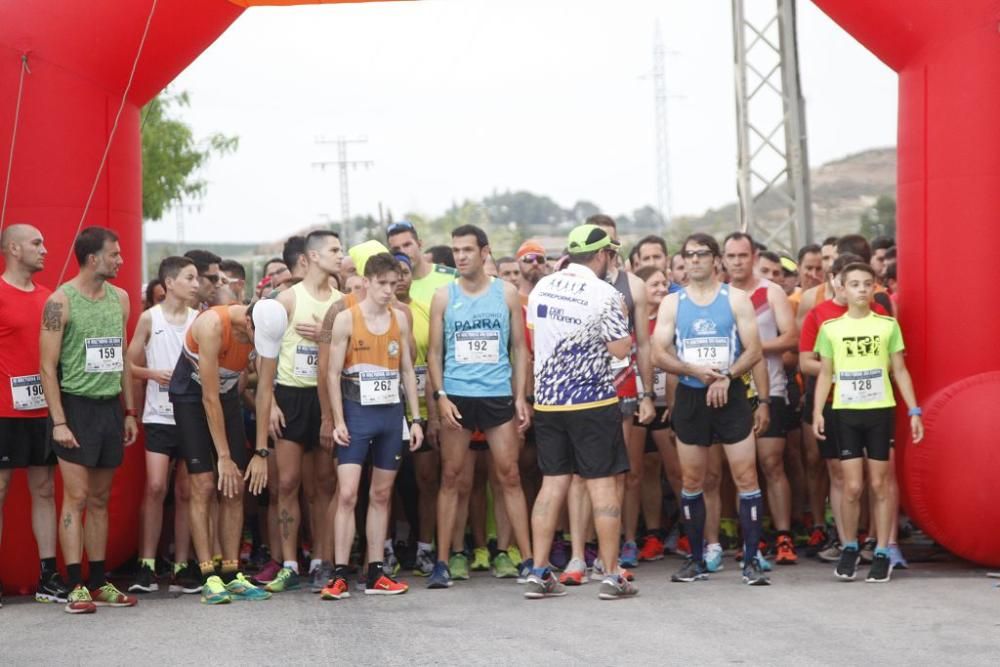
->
[87, 560, 106, 590]
[334, 564, 349, 580]
[140, 557, 155, 571]
[221, 560, 239, 584]
[199, 561, 216, 584]
[67, 563, 83, 588]
[282, 560, 299, 574]
[875, 547, 890, 557]
[843, 541, 859, 551]
[738, 489, 764, 563]
[680, 490, 706, 563]
[41, 557, 57, 576]
[366, 562, 384, 587]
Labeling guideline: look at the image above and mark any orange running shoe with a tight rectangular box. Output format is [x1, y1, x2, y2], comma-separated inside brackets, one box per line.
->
[675, 535, 691, 557]
[365, 575, 408, 596]
[320, 577, 351, 600]
[775, 535, 798, 565]
[638, 535, 665, 562]
[558, 558, 587, 586]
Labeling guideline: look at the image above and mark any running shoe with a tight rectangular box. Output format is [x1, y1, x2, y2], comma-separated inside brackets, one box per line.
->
[583, 543, 598, 568]
[226, 573, 272, 600]
[598, 574, 638, 600]
[491, 551, 519, 579]
[705, 543, 725, 573]
[742, 557, 771, 586]
[507, 545, 523, 567]
[859, 537, 877, 565]
[427, 561, 453, 589]
[888, 544, 909, 570]
[249, 545, 271, 571]
[36, 570, 71, 603]
[470, 546, 490, 572]
[866, 553, 893, 583]
[265, 567, 300, 593]
[365, 574, 408, 595]
[128, 564, 158, 594]
[239, 540, 252, 564]
[674, 535, 691, 557]
[384, 549, 401, 577]
[516, 558, 535, 584]
[64, 585, 97, 614]
[312, 561, 334, 593]
[251, 559, 281, 585]
[321, 577, 350, 600]
[449, 552, 470, 580]
[835, 546, 860, 581]
[806, 525, 829, 557]
[638, 534, 665, 562]
[619, 541, 639, 569]
[590, 557, 607, 582]
[775, 534, 798, 565]
[740, 550, 772, 572]
[818, 539, 843, 563]
[550, 538, 571, 571]
[200, 575, 231, 604]
[170, 563, 203, 594]
[523, 571, 567, 599]
[671, 558, 708, 583]
[413, 548, 435, 577]
[90, 582, 138, 607]
[558, 558, 587, 586]
[664, 525, 680, 554]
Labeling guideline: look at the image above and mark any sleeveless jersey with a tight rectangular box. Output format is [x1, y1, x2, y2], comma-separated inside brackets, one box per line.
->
[58, 283, 124, 399]
[443, 279, 511, 398]
[0, 279, 51, 417]
[749, 279, 787, 399]
[407, 299, 431, 418]
[277, 282, 341, 388]
[634, 316, 667, 407]
[341, 304, 402, 405]
[675, 284, 741, 389]
[609, 269, 638, 399]
[143, 305, 197, 425]
[170, 306, 253, 402]
[409, 263, 456, 310]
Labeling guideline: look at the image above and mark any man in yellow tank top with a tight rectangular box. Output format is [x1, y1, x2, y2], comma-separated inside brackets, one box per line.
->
[249, 230, 343, 593]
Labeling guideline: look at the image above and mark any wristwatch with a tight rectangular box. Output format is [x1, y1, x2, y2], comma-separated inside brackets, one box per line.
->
[640, 391, 656, 401]
[758, 397, 771, 405]
[720, 369, 733, 379]
[410, 417, 425, 426]
[254, 448, 271, 459]
[433, 390, 447, 400]
[125, 408, 139, 418]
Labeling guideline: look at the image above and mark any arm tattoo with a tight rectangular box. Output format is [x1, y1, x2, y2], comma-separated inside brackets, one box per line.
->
[43, 301, 63, 331]
[593, 505, 621, 519]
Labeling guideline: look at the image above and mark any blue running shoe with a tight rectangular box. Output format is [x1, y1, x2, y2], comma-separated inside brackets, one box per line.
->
[516, 558, 535, 584]
[427, 561, 453, 589]
[743, 549, 773, 572]
[705, 543, 725, 573]
[619, 541, 639, 569]
[888, 544, 909, 570]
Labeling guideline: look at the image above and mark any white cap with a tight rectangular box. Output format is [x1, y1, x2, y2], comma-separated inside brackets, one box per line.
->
[251, 298, 288, 359]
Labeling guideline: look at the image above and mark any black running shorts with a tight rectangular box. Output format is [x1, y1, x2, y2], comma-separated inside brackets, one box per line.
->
[448, 395, 515, 433]
[672, 382, 753, 447]
[174, 393, 249, 474]
[144, 423, 180, 458]
[49, 393, 124, 469]
[0, 417, 54, 468]
[535, 402, 629, 479]
[274, 384, 322, 451]
[835, 407, 894, 462]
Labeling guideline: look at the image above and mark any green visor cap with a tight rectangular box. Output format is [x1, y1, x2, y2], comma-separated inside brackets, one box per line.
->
[566, 224, 621, 255]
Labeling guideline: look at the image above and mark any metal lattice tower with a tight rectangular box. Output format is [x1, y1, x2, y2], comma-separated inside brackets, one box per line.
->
[313, 136, 373, 246]
[653, 21, 673, 228]
[732, 0, 813, 253]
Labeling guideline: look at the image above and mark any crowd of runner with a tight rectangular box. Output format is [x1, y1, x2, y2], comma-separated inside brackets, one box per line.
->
[0, 215, 922, 612]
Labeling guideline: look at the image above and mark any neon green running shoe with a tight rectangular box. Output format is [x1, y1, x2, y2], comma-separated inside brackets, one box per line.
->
[507, 545, 523, 567]
[491, 551, 519, 579]
[264, 567, 300, 593]
[200, 575, 231, 605]
[225, 573, 271, 601]
[449, 552, 470, 581]
[471, 547, 490, 572]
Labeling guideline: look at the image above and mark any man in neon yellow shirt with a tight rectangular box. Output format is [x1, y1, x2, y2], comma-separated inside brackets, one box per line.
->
[813, 262, 923, 584]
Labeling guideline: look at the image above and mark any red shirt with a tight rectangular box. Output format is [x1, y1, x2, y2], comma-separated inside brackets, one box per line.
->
[799, 298, 889, 353]
[0, 278, 51, 418]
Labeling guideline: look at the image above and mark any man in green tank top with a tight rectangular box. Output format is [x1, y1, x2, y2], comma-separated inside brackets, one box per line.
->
[39, 227, 139, 614]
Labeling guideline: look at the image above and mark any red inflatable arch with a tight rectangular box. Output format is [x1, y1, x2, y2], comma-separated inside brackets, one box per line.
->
[0, 0, 998, 592]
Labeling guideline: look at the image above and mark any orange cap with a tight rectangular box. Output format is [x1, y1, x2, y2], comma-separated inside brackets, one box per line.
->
[516, 240, 546, 259]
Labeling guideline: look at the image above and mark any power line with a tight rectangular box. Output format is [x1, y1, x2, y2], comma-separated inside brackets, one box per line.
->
[313, 136, 373, 246]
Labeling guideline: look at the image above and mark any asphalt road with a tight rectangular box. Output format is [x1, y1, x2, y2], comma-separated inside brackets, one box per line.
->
[3, 556, 998, 666]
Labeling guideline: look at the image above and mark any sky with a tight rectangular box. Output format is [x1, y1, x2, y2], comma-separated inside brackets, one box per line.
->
[146, 0, 897, 245]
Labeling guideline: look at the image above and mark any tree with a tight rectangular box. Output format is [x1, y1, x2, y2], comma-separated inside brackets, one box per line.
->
[860, 195, 896, 239]
[141, 90, 239, 221]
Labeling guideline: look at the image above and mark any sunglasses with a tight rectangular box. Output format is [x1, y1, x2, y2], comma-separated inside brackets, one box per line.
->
[682, 249, 714, 260]
[520, 254, 546, 264]
[386, 221, 415, 235]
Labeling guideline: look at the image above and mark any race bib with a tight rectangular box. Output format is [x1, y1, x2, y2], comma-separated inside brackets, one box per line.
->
[681, 337, 729, 367]
[360, 370, 400, 406]
[402, 415, 411, 442]
[610, 354, 630, 371]
[837, 369, 886, 405]
[293, 344, 319, 379]
[11, 374, 46, 411]
[155, 384, 174, 418]
[455, 331, 500, 364]
[85, 337, 123, 373]
[653, 370, 667, 397]
[415, 366, 427, 396]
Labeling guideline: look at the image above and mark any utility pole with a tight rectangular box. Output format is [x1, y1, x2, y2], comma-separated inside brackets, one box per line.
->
[732, 0, 813, 253]
[313, 136, 373, 246]
[653, 21, 674, 229]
